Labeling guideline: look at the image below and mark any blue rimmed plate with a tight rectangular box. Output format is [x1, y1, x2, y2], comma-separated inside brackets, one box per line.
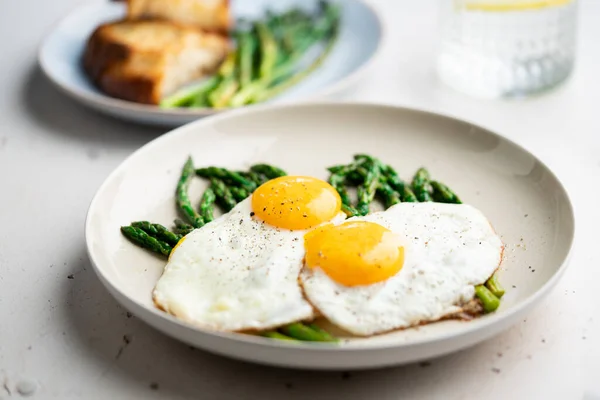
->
[38, 0, 383, 127]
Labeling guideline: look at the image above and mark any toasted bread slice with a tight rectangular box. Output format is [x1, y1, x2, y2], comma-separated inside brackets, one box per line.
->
[83, 20, 229, 105]
[125, 0, 231, 34]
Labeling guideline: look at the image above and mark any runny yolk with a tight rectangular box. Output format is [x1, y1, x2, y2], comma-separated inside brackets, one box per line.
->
[251, 176, 342, 230]
[304, 221, 405, 286]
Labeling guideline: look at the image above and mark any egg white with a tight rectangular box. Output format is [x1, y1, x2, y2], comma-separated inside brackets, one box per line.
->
[299, 202, 504, 336]
[152, 196, 346, 332]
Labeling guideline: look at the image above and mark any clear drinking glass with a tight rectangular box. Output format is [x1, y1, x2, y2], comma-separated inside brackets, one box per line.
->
[436, 0, 579, 98]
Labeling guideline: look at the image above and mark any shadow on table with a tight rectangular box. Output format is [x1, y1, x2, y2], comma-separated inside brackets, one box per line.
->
[19, 65, 164, 146]
[60, 248, 504, 400]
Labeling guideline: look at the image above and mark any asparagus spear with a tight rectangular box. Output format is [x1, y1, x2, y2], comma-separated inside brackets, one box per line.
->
[382, 165, 406, 200]
[474, 285, 501, 313]
[209, 79, 239, 108]
[120, 226, 172, 257]
[210, 178, 237, 211]
[237, 30, 257, 88]
[208, 52, 240, 108]
[253, 29, 338, 102]
[411, 168, 434, 202]
[307, 323, 338, 342]
[174, 219, 194, 230]
[229, 186, 249, 202]
[431, 180, 462, 204]
[255, 22, 278, 82]
[131, 221, 182, 246]
[261, 331, 297, 341]
[252, 3, 340, 103]
[279, 322, 338, 342]
[249, 164, 287, 179]
[173, 226, 194, 236]
[176, 157, 205, 228]
[159, 76, 219, 108]
[239, 170, 268, 186]
[356, 162, 381, 216]
[199, 187, 216, 223]
[196, 167, 257, 192]
[377, 181, 401, 209]
[328, 172, 354, 213]
[327, 164, 347, 174]
[282, 21, 313, 54]
[403, 186, 418, 202]
[230, 4, 340, 107]
[485, 273, 505, 298]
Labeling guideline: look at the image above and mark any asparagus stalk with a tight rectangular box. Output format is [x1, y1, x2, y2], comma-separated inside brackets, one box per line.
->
[261, 331, 297, 341]
[485, 272, 505, 298]
[131, 221, 182, 246]
[199, 187, 216, 223]
[208, 79, 239, 108]
[431, 180, 462, 204]
[328, 173, 355, 214]
[230, 4, 340, 107]
[239, 171, 268, 186]
[403, 186, 418, 202]
[210, 178, 237, 211]
[159, 76, 220, 108]
[174, 219, 194, 230]
[237, 30, 257, 88]
[382, 165, 406, 201]
[411, 168, 433, 202]
[377, 181, 401, 209]
[255, 22, 278, 82]
[253, 30, 338, 102]
[229, 186, 249, 202]
[356, 162, 381, 216]
[307, 323, 338, 342]
[252, 3, 340, 103]
[208, 52, 240, 108]
[120, 226, 172, 257]
[176, 157, 205, 228]
[474, 285, 501, 313]
[173, 226, 194, 236]
[249, 164, 287, 179]
[196, 167, 257, 192]
[279, 322, 338, 342]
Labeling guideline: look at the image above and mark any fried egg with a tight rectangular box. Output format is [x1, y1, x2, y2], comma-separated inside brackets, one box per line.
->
[152, 176, 346, 331]
[300, 202, 504, 336]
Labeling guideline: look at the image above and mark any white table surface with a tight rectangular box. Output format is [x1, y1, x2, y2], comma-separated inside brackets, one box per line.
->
[1, 0, 599, 399]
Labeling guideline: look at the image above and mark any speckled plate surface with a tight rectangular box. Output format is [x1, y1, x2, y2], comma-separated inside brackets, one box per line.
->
[85, 103, 575, 370]
[38, 0, 383, 127]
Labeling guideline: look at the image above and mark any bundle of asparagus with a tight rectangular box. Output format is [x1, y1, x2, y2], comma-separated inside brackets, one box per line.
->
[160, 1, 341, 109]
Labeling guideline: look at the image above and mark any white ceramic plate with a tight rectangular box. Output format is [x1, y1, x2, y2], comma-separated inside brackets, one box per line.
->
[85, 103, 575, 370]
[38, 0, 383, 127]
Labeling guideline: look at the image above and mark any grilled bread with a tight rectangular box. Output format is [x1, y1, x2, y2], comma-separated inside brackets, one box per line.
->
[83, 20, 229, 105]
[125, 0, 231, 34]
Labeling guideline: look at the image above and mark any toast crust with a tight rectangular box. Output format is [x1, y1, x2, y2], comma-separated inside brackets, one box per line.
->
[125, 0, 231, 34]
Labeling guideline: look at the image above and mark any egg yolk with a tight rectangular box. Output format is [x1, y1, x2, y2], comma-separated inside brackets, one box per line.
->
[251, 176, 342, 230]
[304, 221, 405, 286]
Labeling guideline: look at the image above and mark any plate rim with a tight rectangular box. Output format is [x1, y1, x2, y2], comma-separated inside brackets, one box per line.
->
[37, 0, 386, 119]
[84, 101, 576, 354]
